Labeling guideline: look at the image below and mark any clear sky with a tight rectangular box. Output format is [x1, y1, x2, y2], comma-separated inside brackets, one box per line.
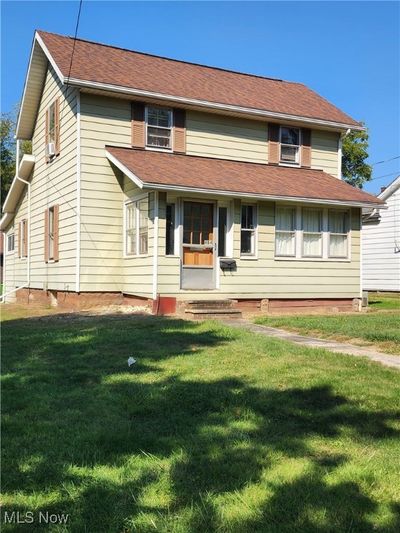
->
[1, 0, 399, 194]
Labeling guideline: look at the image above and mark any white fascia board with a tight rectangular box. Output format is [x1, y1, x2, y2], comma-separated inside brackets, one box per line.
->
[0, 212, 14, 231]
[105, 150, 144, 189]
[141, 182, 385, 209]
[69, 77, 363, 132]
[35, 32, 65, 83]
[16, 32, 65, 139]
[378, 175, 400, 200]
[2, 155, 36, 213]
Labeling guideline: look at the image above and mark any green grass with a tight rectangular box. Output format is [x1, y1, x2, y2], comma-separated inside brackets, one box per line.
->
[256, 310, 400, 355]
[1, 306, 400, 532]
[368, 292, 400, 311]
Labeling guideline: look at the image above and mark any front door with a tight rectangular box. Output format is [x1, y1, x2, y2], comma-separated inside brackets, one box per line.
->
[181, 201, 216, 289]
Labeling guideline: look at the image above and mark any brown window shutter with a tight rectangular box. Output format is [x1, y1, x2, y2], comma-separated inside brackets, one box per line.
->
[53, 205, 60, 262]
[44, 209, 49, 263]
[23, 220, 28, 257]
[18, 221, 21, 258]
[301, 128, 311, 168]
[173, 109, 186, 153]
[268, 124, 280, 165]
[131, 102, 145, 148]
[45, 108, 49, 162]
[55, 98, 61, 155]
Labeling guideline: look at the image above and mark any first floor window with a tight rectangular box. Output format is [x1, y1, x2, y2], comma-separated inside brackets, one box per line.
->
[302, 208, 323, 257]
[49, 206, 55, 259]
[329, 210, 349, 257]
[218, 207, 227, 257]
[125, 197, 148, 256]
[166, 204, 175, 255]
[275, 207, 296, 256]
[280, 127, 300, 165]
[274, 206, 350, 260]
[20, 219, 28, 258]
[146, 107, 172, 149]
[7, 232, 15, 253]
[241, 205, 256, 255]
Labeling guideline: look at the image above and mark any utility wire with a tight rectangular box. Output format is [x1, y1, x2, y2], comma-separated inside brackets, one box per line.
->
[370, 171, 400, 182]
[371, 155, 400, 166]
[65, 0, 83, 87]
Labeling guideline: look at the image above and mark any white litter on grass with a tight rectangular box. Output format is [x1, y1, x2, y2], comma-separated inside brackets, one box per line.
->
[127, 357, 137, 367]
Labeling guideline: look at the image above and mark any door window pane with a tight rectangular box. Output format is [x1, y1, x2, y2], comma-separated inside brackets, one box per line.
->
[218, 207, 227, 257]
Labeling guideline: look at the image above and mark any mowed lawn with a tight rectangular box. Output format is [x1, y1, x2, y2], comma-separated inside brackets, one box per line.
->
[256, 294, 400, 355]
[1, 306, 400, 532]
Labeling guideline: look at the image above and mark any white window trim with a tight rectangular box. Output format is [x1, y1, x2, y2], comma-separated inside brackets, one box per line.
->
[145, 106, 173, 152]
[274, 205, 352, 262]
[279, 126, 301, 167]
[123, 192, 149, 258]
[6, 231, 15, 255]
[240, 203, 258, 259]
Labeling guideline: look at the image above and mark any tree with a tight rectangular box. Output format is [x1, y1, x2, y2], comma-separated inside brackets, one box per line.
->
[1, 108, 32, 208]
[1, 113, 16, 208]
[341, 126, 372, 188]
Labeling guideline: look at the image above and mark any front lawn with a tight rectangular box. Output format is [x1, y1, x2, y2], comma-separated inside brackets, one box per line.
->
[256, 310, 400, 355]
[1, 306, 399, 532]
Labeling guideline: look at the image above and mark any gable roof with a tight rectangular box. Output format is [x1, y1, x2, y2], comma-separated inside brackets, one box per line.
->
[17, 30, 362, 139]
[105, 146, 384, 208]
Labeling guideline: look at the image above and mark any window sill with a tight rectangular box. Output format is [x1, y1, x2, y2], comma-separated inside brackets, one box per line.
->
[274, 256, 351, 263]
[278, 162, 300, 168]
[145, 146, 173, 153]
[123, 254, 149, 259]
[240, 255, 258, 261]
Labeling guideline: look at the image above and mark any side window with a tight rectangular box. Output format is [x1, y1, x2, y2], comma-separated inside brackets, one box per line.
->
[45, 98, 60, 159]
[240, 205, 256, 256]
[328, 210, 349, 258]
[19, 219, 28, 258]
[44, 205, 59, 262]
[302, 208, 323, 257]
[165, 204, 175, 255]
[275, 207, 296, 256]
[7, 232, 15, 253]
[125, 197, 149, 256]
[218, 207, 227, 257]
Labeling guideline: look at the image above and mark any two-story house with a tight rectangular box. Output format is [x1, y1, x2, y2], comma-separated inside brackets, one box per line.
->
[1, 31, 384, 316]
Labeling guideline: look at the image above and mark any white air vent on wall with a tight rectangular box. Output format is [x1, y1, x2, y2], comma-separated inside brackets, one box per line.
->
[45, 142, 56, 158]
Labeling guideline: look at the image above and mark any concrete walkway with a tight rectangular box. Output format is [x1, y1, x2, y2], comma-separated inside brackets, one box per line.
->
[223, 320, 400, 370]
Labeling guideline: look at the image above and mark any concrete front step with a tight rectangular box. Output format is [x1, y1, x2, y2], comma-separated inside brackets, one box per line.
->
[186, 299, 234, 309]
[185, 308, 242, 320]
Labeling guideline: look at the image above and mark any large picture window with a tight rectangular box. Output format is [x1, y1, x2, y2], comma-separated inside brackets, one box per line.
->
[275, 206, 350, 260]
[280, 127, 300, 165]
[125, 197, 149, 256]
[240, 205, 256, 256]
[146, 107, 172, 149]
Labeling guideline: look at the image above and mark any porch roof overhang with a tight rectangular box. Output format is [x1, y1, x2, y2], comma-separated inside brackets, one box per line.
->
[1, 154, 36, 231]
[105, 146, 385, 209]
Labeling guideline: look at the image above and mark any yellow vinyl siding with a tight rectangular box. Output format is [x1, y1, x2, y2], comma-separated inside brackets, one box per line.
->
[311, 130, 340, 177]
[79, 94, 132, 292]
[4, 66, 78, 298]
[186, 111, 268, 163]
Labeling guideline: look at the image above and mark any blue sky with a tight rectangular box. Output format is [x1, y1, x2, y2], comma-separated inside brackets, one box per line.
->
[1, 1, 399, 194]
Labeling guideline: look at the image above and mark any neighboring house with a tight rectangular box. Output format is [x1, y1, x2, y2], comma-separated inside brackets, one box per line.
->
[0, 31, 384, 315]
[362, 176, 400, 292]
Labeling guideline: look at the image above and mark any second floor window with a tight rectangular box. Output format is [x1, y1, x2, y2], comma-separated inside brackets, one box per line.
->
[45, 98, 60, 159]
[125, 197, 149, 256]
[146, 107, 172, 149]
[280, 127, 300, 165]
[7, 232, 15, 253]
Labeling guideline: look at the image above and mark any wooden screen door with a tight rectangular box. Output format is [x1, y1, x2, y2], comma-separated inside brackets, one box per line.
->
[182, 201, 214, 267]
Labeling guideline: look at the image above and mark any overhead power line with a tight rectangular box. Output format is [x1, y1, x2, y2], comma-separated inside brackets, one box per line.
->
[371, 155, 400, 166]
[370, 171, 400, 182]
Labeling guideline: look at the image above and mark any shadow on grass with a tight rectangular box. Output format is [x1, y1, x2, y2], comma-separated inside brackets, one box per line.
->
[1, 312, 399, 531]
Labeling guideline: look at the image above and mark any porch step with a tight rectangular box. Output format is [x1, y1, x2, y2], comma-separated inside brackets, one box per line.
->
[186, 299, 234, 310]
[185, 308, 242, 320]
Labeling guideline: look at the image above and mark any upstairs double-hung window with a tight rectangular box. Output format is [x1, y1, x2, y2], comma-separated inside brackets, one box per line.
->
[280, 127, 300, 165]
[146, 107, 172, 149]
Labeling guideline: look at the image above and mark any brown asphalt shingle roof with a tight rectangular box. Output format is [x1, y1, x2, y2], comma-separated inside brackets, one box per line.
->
[38, 31, 360, 127]
[105, 146, 383, 206]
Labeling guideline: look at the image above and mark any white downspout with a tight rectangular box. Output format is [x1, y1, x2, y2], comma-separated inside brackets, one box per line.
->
[75, 90, 81, 293]
[152, 191, 159, 301]
[1, 140, 31, 302]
